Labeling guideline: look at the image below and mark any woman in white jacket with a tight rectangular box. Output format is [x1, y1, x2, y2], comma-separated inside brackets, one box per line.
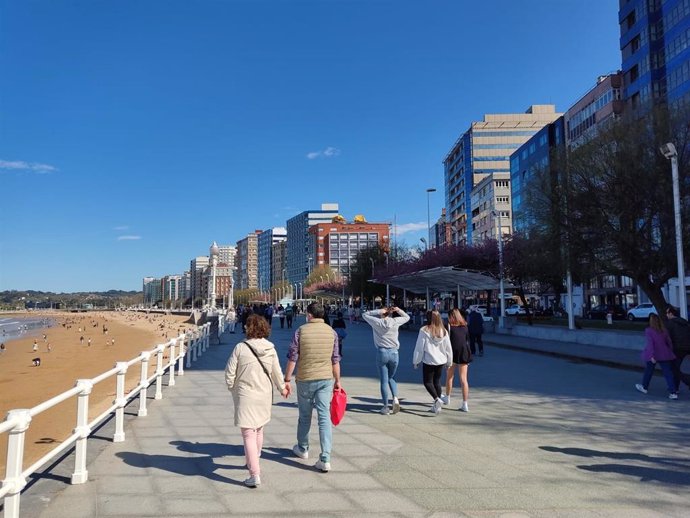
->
[413, 310, 453, 414]
[225, 314, 288, 487]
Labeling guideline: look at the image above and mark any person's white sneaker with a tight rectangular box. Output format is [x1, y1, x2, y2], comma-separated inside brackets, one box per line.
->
[635, 384, 648, 394]
[380, 406, 390, 415]
[669, 392, 679, 400]
[292, 444, 308, 459]
[440, 394, 450, 406]
[433, 398, 442, 414]
[459, 401, 469, 412]
[315, 460, 331, 472]
[244, 475, 261, 487]
[391, 397, 400, 414]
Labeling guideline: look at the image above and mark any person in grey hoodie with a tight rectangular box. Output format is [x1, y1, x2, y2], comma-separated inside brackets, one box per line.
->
[362, 306, 410, 415]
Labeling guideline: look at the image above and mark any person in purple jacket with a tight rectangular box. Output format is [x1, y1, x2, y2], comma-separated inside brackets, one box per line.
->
[635, 313, 678, 399]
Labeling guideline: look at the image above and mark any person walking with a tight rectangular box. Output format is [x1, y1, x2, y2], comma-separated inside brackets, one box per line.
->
[285, 304, 294, 329]
[283, 302, 341, 472]
[467, 307, 484, 356]
[442, 309, 472, 412]
[228, 307, 237, 334]
[225, 314, 288, 488]
[277, 305, 286, 329]
[362, 306, 410, 415]
[635, 313, 678, 399]
[413, 310, 453, 414]
[331, 311, 347, 357]
[666, 305, 690, 392]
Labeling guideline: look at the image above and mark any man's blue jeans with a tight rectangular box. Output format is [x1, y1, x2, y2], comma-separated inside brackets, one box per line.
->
[296, 379, 333, 462]
[376, 348, 399, 406]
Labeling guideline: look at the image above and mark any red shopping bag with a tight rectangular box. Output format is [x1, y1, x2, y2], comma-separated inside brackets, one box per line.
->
[330, 387, 347, 426]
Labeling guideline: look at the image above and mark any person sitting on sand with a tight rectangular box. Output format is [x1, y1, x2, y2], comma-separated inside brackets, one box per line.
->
[32, 357, 41, 366]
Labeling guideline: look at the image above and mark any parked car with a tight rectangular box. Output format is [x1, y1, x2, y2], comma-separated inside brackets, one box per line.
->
[468, 304, 488, 315]
[505, 304, 527, 316]
[626, 303, 657, 321]
[587, 304, 626, 320]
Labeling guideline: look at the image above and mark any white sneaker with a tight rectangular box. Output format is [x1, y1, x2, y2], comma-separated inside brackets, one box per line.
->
[440, 394, 450, 406]
[292, 444, 308, 459]
[669, 392, 679, 400]
[635, 384, 648, 394]
[433, 398, 442, 414]
[391, 397, 400, 414]
[380, 406, 390, 415]
[244, 475, 261, 487]
[459, 401, 469, 412]
[315, 460, 331, 472]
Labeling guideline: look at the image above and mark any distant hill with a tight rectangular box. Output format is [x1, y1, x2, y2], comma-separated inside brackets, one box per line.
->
[0, 290, 142, 310]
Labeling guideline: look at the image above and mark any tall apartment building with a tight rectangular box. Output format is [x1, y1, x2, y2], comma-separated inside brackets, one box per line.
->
[431, 208, 452, 248]
[271, 240, 287, 287]
[180, 271, 191, 303]
[443, 105, 561, 245]
[190, 256, 209, 305]
[142, 277, 162, 306]
[202, 263, 233, 305]
[286, 203, 340, 284]
[619, 0, 690, 110]
[236, 231, 261, 290]
[258, 227, 287, 292]
[161, 275, 182, 304]
[470, 173, 511, 242]
[308, 219, 390, 279]
[510, 74, 623, 231]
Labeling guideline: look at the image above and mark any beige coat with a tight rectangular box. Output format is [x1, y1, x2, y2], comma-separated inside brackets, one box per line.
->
[224, 338, 286, 429]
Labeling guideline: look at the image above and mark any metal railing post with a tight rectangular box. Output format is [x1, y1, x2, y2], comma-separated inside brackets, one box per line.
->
[177, 335, 185, 376]
[185, 332, 193, 369]
[71, 379, 93, 484]
[2, 409, 32, 518]
[168, 339, 176, 387]
[138, 352, 151, 417]
[155, 344, 165, 400]
[113, 362, 128, 442]
[191, 332, 198, 363]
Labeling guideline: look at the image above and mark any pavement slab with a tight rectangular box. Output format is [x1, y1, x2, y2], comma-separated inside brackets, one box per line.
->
[5, 315, 689, 517]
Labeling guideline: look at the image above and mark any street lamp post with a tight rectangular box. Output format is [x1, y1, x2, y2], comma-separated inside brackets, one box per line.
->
[420, 237, 427, 251]
[384, 252, 390, 306]
[491, 211, 506, 328]
[426, 188, 436, 249]
[661, 142, 688, 319]
[298, 282, 302, 301]
[209, 242, 219, 310]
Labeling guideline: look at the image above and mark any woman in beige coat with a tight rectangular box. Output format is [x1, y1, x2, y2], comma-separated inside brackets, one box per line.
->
[225, 314, 288, 488]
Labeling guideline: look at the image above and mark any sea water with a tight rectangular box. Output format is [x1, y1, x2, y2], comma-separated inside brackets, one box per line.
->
[0, 316, 54, 342]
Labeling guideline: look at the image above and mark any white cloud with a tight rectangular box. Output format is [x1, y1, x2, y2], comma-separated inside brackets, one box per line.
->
[117, 235, 142, 241]
[0, 159, 57, 173]
[306, 146, 341, 160]
[392, 222, 427, 237]
[113, 225, 129, 231]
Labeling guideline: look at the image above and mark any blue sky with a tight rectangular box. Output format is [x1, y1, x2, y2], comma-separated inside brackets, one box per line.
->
[0, 0, 621, 292]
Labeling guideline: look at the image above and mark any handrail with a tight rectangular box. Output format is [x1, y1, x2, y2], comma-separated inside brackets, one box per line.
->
[0, 321, 214, 518]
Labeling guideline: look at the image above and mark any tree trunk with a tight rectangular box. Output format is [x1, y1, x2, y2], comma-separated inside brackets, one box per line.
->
[636, 275, 670, 322]
[517, 284, 533, 326]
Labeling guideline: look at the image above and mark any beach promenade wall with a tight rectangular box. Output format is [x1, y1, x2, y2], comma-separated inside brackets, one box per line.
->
[494, 322, 646, 350]
[0, 314, 231, 518]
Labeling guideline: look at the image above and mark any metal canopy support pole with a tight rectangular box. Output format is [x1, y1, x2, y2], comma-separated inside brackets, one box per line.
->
[426, 286, 430, 310]
[457, 285, 461, 310]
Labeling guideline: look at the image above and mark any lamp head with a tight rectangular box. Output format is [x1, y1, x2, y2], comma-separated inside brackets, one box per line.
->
[660, 142, 677, 159]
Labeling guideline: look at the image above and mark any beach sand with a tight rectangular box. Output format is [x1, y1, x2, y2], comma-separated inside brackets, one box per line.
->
[0, 311, 196, 478]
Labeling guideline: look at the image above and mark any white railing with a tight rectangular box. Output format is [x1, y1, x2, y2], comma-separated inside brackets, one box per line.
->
[0, 322, 213, 518]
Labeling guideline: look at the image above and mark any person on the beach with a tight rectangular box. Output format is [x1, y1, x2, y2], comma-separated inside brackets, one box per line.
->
[362, 306, 410, 415]
[33, 340, 39, 352]
[443, 309, 472, 412]
[635, 313, 678, 399]
[88, 338, 92, 347]
[413, 310, 453, 414]
[80, 336, 84, 345]
[225, 314, 288, 488]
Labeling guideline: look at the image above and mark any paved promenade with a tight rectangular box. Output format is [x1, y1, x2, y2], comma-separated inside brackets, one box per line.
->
[15, 316, 690, 517]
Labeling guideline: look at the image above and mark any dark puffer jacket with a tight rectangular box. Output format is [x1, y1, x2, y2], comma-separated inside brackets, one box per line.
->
[667, 317, 690, 354]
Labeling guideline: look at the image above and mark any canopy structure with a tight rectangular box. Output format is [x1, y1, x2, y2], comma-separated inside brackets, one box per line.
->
[371, 266, 513, 294]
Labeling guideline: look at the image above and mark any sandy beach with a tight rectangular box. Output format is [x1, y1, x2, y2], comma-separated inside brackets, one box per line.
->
[0, 310, 196, 478]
